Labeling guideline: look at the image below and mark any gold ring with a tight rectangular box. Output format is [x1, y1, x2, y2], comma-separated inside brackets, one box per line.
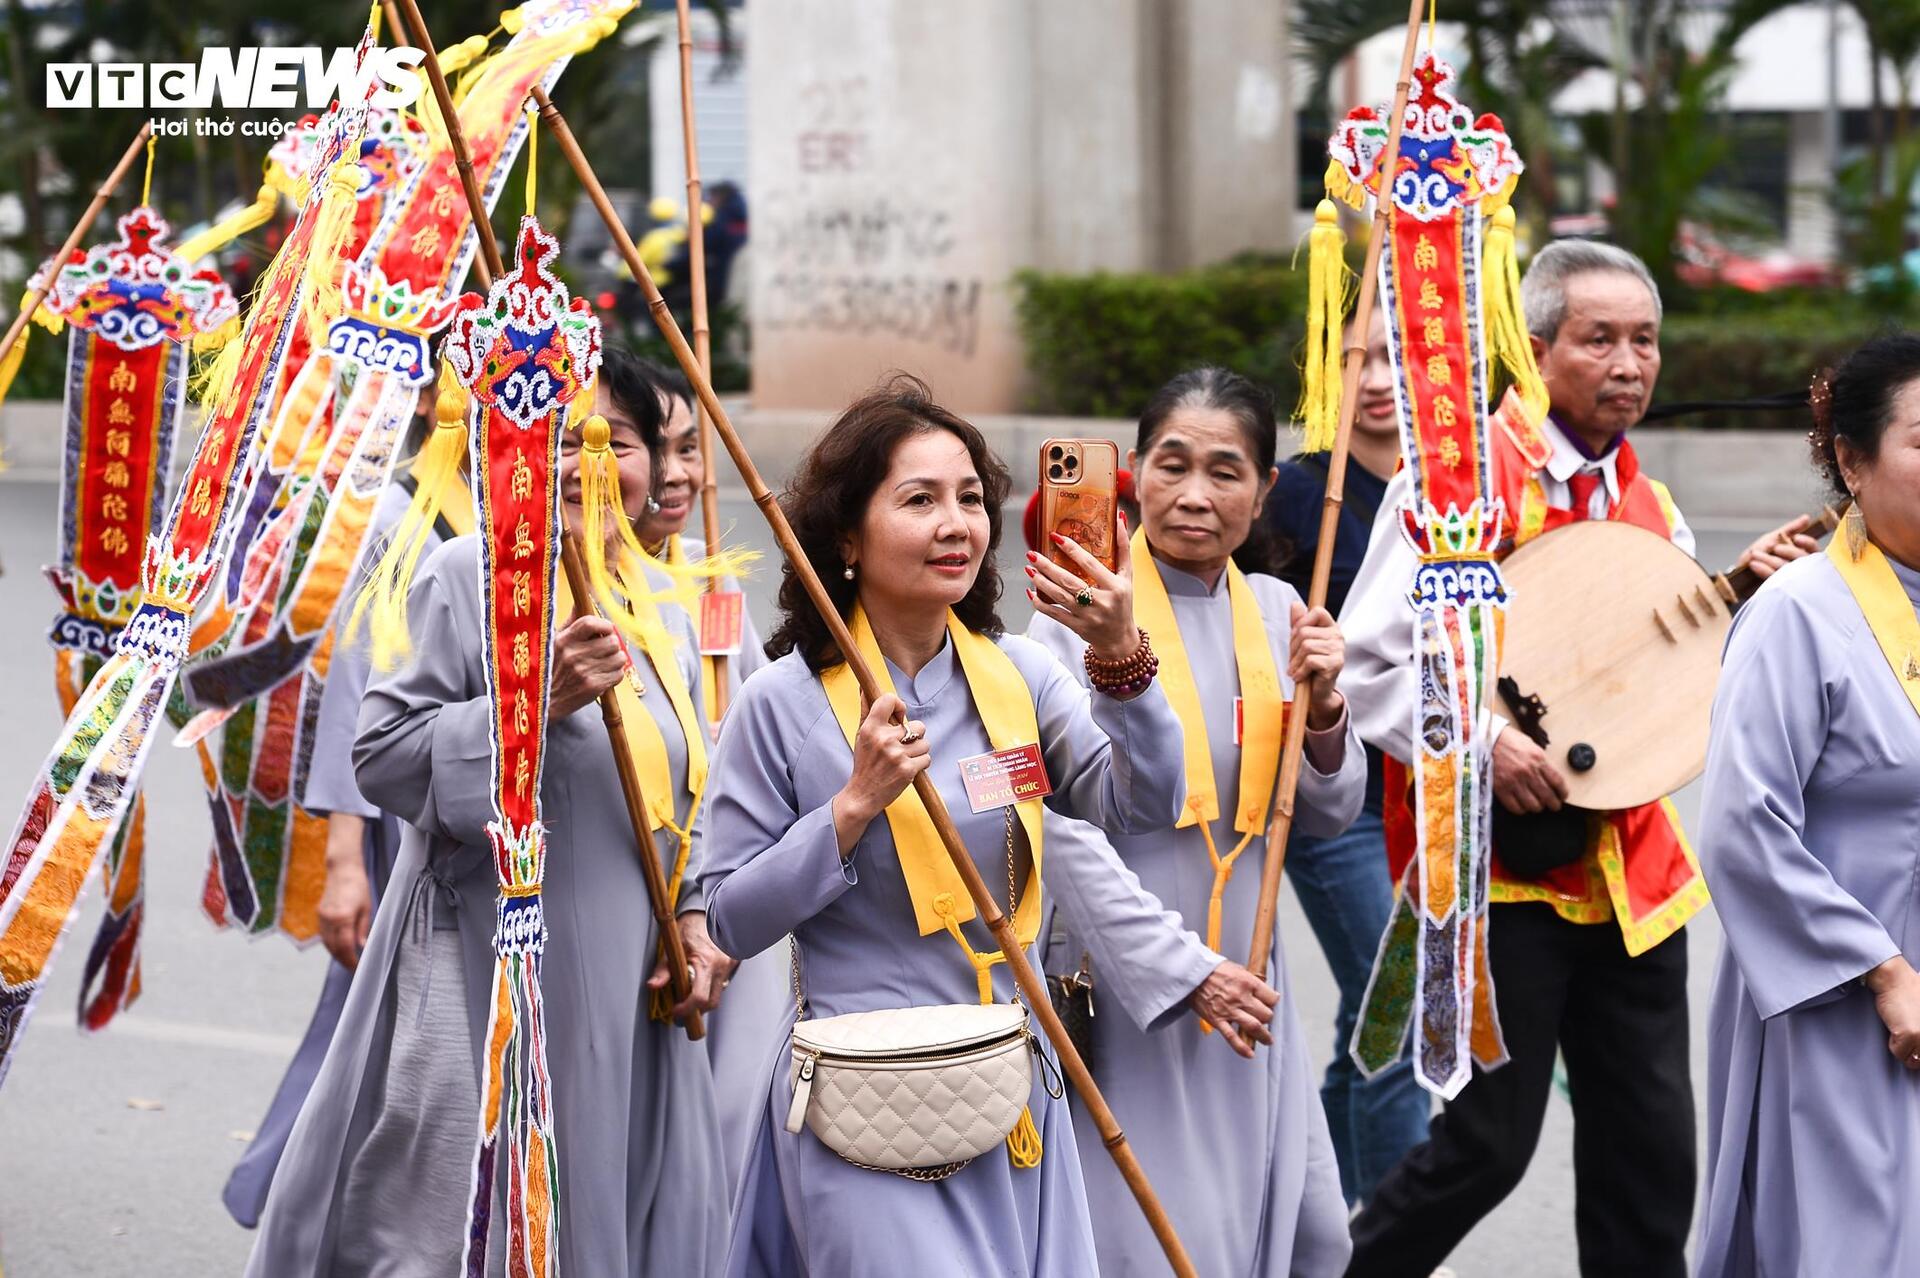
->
[901, 725, 922, 744]
[1075, 587, 1094, 607]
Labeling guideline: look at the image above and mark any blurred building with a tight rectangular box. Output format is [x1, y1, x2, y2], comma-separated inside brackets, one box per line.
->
[1341, 2, 1882, 269]
[746, 0, 1300, 414]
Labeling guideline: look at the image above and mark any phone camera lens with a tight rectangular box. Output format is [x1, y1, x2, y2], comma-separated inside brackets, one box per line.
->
[1048, 446, 1064, 461]
[1048, 464, 1064, 480]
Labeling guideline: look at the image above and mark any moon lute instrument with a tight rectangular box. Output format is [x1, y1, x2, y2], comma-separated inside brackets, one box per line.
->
[1496, 505, 1841, 811]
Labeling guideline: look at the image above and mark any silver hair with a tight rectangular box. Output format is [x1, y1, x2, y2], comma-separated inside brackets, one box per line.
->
[1520, 240, 1663, 344]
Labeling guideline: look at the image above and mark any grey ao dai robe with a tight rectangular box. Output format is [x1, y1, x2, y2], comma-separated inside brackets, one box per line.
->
[223, 479, 421, 1227]
[699, 632, 1189, 1276]
[244, 533, 728, 1276]
[1028, 562, 1360, 1278]
[1695, 551, 1920, 1278]
[671, 534, 790, 1192]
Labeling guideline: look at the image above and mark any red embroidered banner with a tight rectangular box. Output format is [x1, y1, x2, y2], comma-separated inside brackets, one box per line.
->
[445, 214, 601, 1277]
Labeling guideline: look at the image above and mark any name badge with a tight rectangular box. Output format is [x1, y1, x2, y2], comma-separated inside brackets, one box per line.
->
[698, 590, 746, 655]
[958, 743, 1054, 813]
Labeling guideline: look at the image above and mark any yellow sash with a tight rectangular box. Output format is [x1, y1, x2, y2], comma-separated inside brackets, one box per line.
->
[819, 607, 1046, 968]
[1129, 526, 1286, 954]
[555, 560, 708, 869]
[820, 606, 1052, 1168]
[666, 533, 724, 727]
[1828, 513, 1920, 721]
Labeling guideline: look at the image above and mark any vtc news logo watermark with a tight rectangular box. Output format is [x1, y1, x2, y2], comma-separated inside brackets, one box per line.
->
[46, 47, 426, 137]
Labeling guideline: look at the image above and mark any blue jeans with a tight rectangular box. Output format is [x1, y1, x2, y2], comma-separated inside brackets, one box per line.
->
[1286, 807, 1431, 1205]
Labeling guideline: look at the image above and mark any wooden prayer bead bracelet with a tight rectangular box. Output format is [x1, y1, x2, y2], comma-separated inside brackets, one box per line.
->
[1084, 628, 1159, 697]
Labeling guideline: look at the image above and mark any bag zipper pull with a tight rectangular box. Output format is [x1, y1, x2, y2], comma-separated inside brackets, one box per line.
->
[785, 1051, 818, 1135]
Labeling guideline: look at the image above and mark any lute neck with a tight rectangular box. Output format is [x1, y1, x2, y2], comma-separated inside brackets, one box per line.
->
[1713, 504, 1843, 606]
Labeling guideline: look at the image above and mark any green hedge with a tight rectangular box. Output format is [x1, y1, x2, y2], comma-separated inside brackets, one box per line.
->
[1016, 255, 1309, 419]
[1017, 262, 1895, 429]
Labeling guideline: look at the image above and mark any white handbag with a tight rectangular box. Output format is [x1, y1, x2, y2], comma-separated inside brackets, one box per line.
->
[784, 1001, 1039, 1180]
[783, 808, 1059, 1181]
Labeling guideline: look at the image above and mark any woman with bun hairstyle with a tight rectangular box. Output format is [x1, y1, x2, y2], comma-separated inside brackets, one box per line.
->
[1695, 332, 1920, 1276]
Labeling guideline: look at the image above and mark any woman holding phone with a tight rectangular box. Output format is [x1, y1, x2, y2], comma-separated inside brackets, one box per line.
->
[699, 374, 1274, 1275]
[1028, 366, 1363, 1277]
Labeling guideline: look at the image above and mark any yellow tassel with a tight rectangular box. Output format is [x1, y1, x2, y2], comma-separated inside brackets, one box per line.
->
[344, 366, 470, 668]
[299, 157, 367, 366]
[191, 326, 247, 405]
[437, 33, 492, 75]
[577, 412, 756, 634]
[1006, 1106, 1043, 1169]
[1482, 204, 1549, 426]
[191, 314, 243, 354]
[25, 285, 64, 338]
[1297, 200, 1352, 455]
[175, 184, 279, 264]
[0, 326, 27, 409]
[1325, 157, 1365, 212]
[579, 414, 666, 640]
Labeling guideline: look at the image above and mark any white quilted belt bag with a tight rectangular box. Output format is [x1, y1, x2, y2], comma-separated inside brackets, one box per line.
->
[784, 1001, 1038, 1181]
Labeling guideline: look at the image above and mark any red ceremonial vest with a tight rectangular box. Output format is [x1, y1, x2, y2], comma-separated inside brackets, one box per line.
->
[1380, 394, 1708, 955]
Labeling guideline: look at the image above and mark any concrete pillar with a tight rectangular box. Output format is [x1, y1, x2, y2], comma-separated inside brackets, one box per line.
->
[747, 0, 1299, 413]
[748, 0, 1034, 414]
[1155, 0, 1296, 271]
[1785, 110, 1838, 263]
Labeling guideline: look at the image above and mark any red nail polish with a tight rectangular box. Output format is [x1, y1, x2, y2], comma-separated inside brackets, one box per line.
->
[1050, 532, 1066, 546]
[1024, 566, 1035, 577]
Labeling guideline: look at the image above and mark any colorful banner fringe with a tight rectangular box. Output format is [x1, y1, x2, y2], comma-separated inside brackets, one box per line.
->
[0, 32, 378, 1089]
[446, 215, 601, 1277]
[177, 0, 633, 946]
[1338, 53, 1526, 1100]
[31, 206, 239, 1030]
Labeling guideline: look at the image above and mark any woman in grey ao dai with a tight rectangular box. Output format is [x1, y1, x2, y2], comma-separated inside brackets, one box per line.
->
[1029, 368, 1361, 1277]
[1695, 335, 1920, 1277]
[246, 348, 733, 1276]
[700, 375, 1279, 1276]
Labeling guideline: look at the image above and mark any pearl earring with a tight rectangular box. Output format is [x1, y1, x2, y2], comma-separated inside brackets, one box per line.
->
[843, 564, 856, 581]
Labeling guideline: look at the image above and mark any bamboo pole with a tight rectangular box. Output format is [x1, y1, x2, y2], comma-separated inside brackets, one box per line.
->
[1245, 0, 1436, 984]
[395, 0, 703, 1033]
[673, 0, 730, 719]
[0, 124, 152, 375]
[561, 532, 705, 1040]
[532, 84, 1197, 1278]
[395, 0, 502, 284]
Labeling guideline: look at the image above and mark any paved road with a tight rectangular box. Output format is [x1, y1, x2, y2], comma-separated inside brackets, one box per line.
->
[0, 475, 1756, 1276]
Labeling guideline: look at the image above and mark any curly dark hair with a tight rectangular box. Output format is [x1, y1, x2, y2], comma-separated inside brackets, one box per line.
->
[1809, 332, 1920, 499]
[1135, 366, 1287, 577]
[766, 373, 1010, 671]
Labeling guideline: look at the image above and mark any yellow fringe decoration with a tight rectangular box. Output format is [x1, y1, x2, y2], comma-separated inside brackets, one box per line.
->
[576, 412, 755, 640]
[1007, 1105, 1043, 1169]
[191, 314, 243, 354]
[0, 326, 27, 409]
[1482, 204, 1550, 427]
[298, 156, 367, 367]
[191, 324, 247, 405]
[175, 184, 279, 264]
[1297, 200, 1352, 454]
[1325, 156, 1365, 212]
[344, 365, 470, 668]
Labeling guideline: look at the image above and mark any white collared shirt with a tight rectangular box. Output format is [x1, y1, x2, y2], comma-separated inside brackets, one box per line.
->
[1338, 418, 1694, 762]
